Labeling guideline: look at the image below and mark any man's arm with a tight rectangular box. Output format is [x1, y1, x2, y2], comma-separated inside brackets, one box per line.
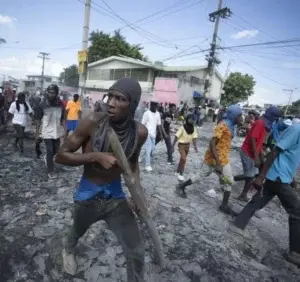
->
[64, 101, 70, 122]
[256, 148, 280, 180]
[256, 125, 297, 183]
[141, 111, 148, 125]
[78, 102, 82, 119]
[55, 113, 98, 166]
[210, 137, 221, 166]
[209, 124, 224, 166]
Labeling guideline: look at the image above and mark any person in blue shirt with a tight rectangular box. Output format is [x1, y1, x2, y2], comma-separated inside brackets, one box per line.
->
[230, 124, 300, 267]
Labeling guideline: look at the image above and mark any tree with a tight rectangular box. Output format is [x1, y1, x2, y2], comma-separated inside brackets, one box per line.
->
[59, 64, 79, 87]
[88, 29, 149, 63]
[220, 72, 256, 106]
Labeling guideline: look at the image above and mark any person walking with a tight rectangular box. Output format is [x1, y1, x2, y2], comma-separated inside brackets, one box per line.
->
[235, 106, 281, 201]
[35, 84, 65, 179]
[141, 99, 164, 172]
[64, 94, 81, 139]
[155, 103, 176, 164]
[8, 92, 33, 154]
[176, 105, 243, 215]
[172, 114, 198, 181]
[230, 123, 300, 267]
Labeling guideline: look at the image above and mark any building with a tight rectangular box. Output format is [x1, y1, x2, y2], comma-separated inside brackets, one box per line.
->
[19, 75, 59, 93]
[84, 56, 224, 105]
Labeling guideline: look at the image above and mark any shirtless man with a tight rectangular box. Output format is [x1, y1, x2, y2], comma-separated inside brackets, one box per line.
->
[55, 78, 148, 282]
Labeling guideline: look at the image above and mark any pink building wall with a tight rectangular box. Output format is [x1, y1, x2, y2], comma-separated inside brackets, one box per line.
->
[154, 78, 179, 105]
[85, 78, 180, 106]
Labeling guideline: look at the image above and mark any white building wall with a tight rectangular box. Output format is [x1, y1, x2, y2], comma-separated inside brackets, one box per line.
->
[85, 60, 154, 90]
[177, 79, 203, 103]
[208, 73, 222, 101]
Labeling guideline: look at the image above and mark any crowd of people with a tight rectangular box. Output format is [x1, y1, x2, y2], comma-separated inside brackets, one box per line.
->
[2, 79, 300, 281]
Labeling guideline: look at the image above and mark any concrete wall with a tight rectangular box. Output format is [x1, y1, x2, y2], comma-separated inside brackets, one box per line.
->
[85, 60, 154, 91]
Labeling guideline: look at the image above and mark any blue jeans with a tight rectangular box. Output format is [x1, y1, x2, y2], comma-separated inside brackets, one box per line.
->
[145, 136, 155, 166]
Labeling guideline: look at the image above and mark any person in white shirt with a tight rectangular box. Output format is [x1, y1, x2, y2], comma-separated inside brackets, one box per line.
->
[141, 99, 164, 171]
[8, 92, 33, 154]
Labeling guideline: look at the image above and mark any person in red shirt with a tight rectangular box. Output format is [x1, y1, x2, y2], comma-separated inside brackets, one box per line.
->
[236, 106, 281, 201]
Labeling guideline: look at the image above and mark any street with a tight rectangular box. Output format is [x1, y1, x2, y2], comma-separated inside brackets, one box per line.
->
[1, 122, 300, 282]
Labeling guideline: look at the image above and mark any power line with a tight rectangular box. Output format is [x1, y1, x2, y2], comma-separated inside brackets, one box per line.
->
[136, 0, 205, 27]
[219, 38, 300, 51]
[96, 0, 180, 48]
[233, 13, 300, 57]
[223, 48, 297, 88]
[160, 37, 300, 62]
[140, 35, 208, 45]
[118, 0, 199, 30]
[82, 0, 178, 49]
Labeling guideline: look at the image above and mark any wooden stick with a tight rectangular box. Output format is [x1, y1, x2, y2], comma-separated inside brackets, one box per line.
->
[107, 127, 166, 267]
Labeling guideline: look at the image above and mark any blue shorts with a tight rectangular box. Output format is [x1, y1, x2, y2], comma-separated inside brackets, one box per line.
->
[66, 120, 79, 131]
[240, 150, 259, 178]
[74, 177, 125, 201]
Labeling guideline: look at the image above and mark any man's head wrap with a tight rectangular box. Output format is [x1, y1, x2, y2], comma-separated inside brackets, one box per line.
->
[93, 78, 142, 160]
[109, 78, 142, 117]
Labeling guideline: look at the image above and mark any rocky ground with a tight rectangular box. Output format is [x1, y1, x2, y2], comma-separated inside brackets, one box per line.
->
[1, 122, 300, 282]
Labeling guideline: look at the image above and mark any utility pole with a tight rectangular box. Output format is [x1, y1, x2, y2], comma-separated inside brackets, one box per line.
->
[283, 88, 297, 116]
[204, 0, 232, 101]
[38, 52, 50, 92]
[78, 0, 91, 99]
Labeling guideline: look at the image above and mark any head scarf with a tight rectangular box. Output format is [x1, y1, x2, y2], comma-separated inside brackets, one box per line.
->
[222, 104, 242, 136]
[109, 77, 141, 117]
[272, 118, 292, 142]
[183, 114, 194, 135]
[263, 106, 281, 131]
[93, 78, 142, 160]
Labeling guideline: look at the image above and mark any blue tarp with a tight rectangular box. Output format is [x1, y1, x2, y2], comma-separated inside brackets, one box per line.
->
[193, 91, 203, 98]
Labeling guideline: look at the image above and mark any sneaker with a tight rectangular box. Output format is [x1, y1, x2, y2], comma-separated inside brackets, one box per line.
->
[145, 166, 153, 172]
[178, 174, 185, 181]
[167, 161, 174, 165]
[62, 249, 77, 275]
[48, 172, 57, 179]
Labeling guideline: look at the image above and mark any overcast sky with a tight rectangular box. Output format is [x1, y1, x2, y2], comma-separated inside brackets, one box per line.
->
[1, 0, 300, 106]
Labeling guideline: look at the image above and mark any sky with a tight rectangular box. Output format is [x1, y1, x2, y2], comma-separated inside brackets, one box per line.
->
[1, 0, 300, 106]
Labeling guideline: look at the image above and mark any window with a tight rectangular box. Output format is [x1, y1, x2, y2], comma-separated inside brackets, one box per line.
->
[113, 69, 128, 80]
[131, 69, 148, 81]
[88, 69, 113, 80]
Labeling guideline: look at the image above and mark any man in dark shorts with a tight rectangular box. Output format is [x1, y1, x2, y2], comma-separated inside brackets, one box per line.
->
[55, 78, 148, 281]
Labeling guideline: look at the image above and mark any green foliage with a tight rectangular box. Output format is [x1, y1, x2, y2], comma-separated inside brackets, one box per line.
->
[88, 29, 148, 63]
[59, 64, 79, 87]
[220, 72, 256, 106]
